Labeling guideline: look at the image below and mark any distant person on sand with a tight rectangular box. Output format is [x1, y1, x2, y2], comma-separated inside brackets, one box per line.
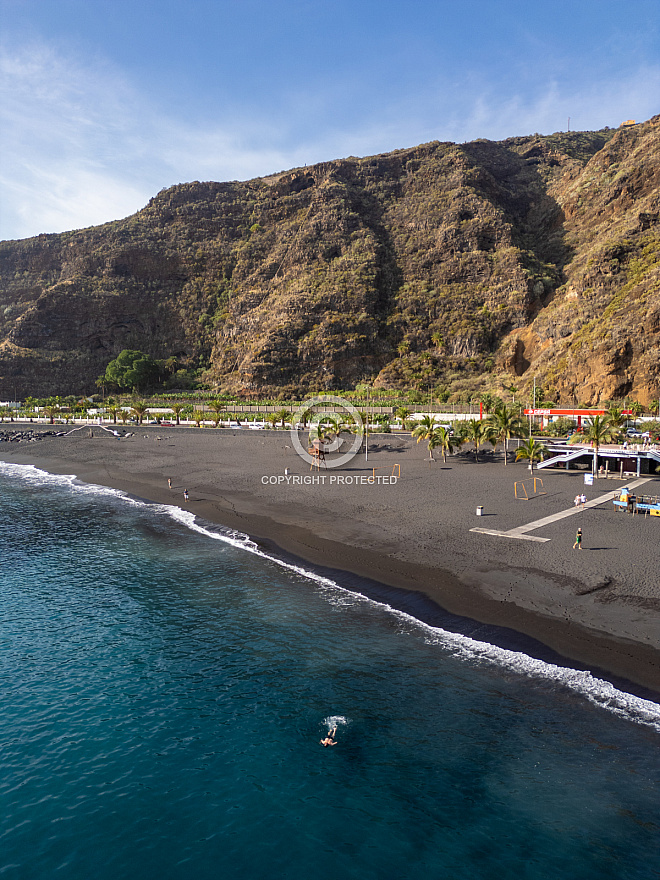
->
[573, 527, 583, 550]
[580, 493, 587, 509]
[168, 478, 172, 489]
[320, 727, 337, 747]
[574, 495, 581, 508]
[183, 489, 189, 502]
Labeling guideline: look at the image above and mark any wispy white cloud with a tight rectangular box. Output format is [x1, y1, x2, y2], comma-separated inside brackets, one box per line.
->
[1, 41, 658, 241]
[0, 43, 313, 239]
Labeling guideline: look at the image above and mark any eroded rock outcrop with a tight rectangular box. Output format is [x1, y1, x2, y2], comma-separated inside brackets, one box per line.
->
[0, 117, 658, 403]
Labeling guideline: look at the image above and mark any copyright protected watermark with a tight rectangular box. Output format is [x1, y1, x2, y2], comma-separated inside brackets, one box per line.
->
[290, 395, 363, 468]
[261, 474, 398, 485]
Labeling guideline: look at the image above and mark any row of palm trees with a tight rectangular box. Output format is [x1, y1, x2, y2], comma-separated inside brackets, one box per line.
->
[410, 407, 544, 470]
[410, 406, 646, 470]
[411, 405, 539, 465]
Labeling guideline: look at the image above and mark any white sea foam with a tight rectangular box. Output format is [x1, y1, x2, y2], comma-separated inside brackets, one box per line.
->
[158, 506, 660, 733]
[324, 716, 349, 729]
[2, 460, 659, 732]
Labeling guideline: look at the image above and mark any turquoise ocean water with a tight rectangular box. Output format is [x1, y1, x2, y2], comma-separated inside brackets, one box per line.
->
[1, 462, 659, 879]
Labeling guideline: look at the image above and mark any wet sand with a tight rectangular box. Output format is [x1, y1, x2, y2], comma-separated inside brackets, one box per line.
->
[2, 423, 659, 696]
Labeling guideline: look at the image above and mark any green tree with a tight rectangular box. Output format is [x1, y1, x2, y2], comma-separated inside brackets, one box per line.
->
[275, 408, 291, 428]
[265, 413, 280, 429]
[43, 404, 60, 424]
[192, 409, 206, 427]
[515, 438, 548, 473]
[606, 404, 626, 430]
[479, 392, 497, 414]
[583, 415, 618, 448]
[207, 399, 225, 427]
[297, 407, 313, 428]
[106, 404, 120, 424]
[487, 403, 526, 465]
[130, 401, 149, 425]
[628, 400, 644, 427]
[582, 415, 618, 473]
[412, 416, 439, 460]
[432, 425, 456, 463]
[170, 403, 185, 425]
[104, 350, 160, 393]
[459, 419, 495, 463]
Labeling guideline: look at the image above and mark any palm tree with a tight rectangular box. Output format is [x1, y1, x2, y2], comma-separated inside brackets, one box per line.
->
[207, 399, 225, 427]
[412, 416, 439, 460]
[628, 400, 644, 428]
[515, 438, 548, 473]
[192, 409, 206, 427]
[323, 415, 345, 436]
[582, 415, 618, 474]
[275, 408, 291, 428]
[355, 410, 368, 436]
[394, 406, 411, 426]
[298, 407, 313, 429]
[460, 419, 495, 463]
[412, 415, 437, 438]
[130, 402, 148, 425]
[43, 404, 60, 424]
[106, 404, 120, 424]
[606, 404, 625, 430]
[479, 392, 503, 415]
[649, 399, 659, 418]
[432, 425, 456, 463]
[118, 408, 130, 425]
[488, 403, 526, 465]
[170, 403, 184, 425]
[265, 413, 280, 429]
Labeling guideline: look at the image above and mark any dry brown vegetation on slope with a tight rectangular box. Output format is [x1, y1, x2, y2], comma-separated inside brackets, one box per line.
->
[0, 116, 658, 403]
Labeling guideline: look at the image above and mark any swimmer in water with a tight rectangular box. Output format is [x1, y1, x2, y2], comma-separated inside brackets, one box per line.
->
[320, 727, 337, 747]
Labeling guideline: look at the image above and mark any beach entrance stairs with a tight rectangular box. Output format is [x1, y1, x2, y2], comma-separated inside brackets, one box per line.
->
[536, 447, 591, 470]
[537, 444, 660, 475]
[647, 450, 660, 468]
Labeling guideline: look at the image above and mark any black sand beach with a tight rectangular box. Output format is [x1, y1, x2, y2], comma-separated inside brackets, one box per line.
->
[2, 424, 659, 695]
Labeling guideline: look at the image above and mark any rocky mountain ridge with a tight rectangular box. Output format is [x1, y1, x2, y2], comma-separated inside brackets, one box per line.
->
[0, 116, 658, 403]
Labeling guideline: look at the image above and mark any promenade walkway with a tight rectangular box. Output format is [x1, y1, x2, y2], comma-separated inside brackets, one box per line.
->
[470, 477, 652, 542]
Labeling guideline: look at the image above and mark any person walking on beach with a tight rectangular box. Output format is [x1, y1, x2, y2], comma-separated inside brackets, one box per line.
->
[580, 493, 587, 509]
[573, 527, 583, 550]
[574, 494, 581, 508]
[183, 489, 189, 502]
[168, 477, 172, 489]
[320, 727, 337, 747]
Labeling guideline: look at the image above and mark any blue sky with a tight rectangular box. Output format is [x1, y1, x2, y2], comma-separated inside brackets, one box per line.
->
[1, 0, 658, 241]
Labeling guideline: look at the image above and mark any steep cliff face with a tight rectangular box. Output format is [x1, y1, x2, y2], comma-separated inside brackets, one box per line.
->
[514, 120, 660, 405]
[0, 117, 658, 402]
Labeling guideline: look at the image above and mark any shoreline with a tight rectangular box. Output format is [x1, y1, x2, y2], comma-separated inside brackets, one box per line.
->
[2, 424, 659, 699]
